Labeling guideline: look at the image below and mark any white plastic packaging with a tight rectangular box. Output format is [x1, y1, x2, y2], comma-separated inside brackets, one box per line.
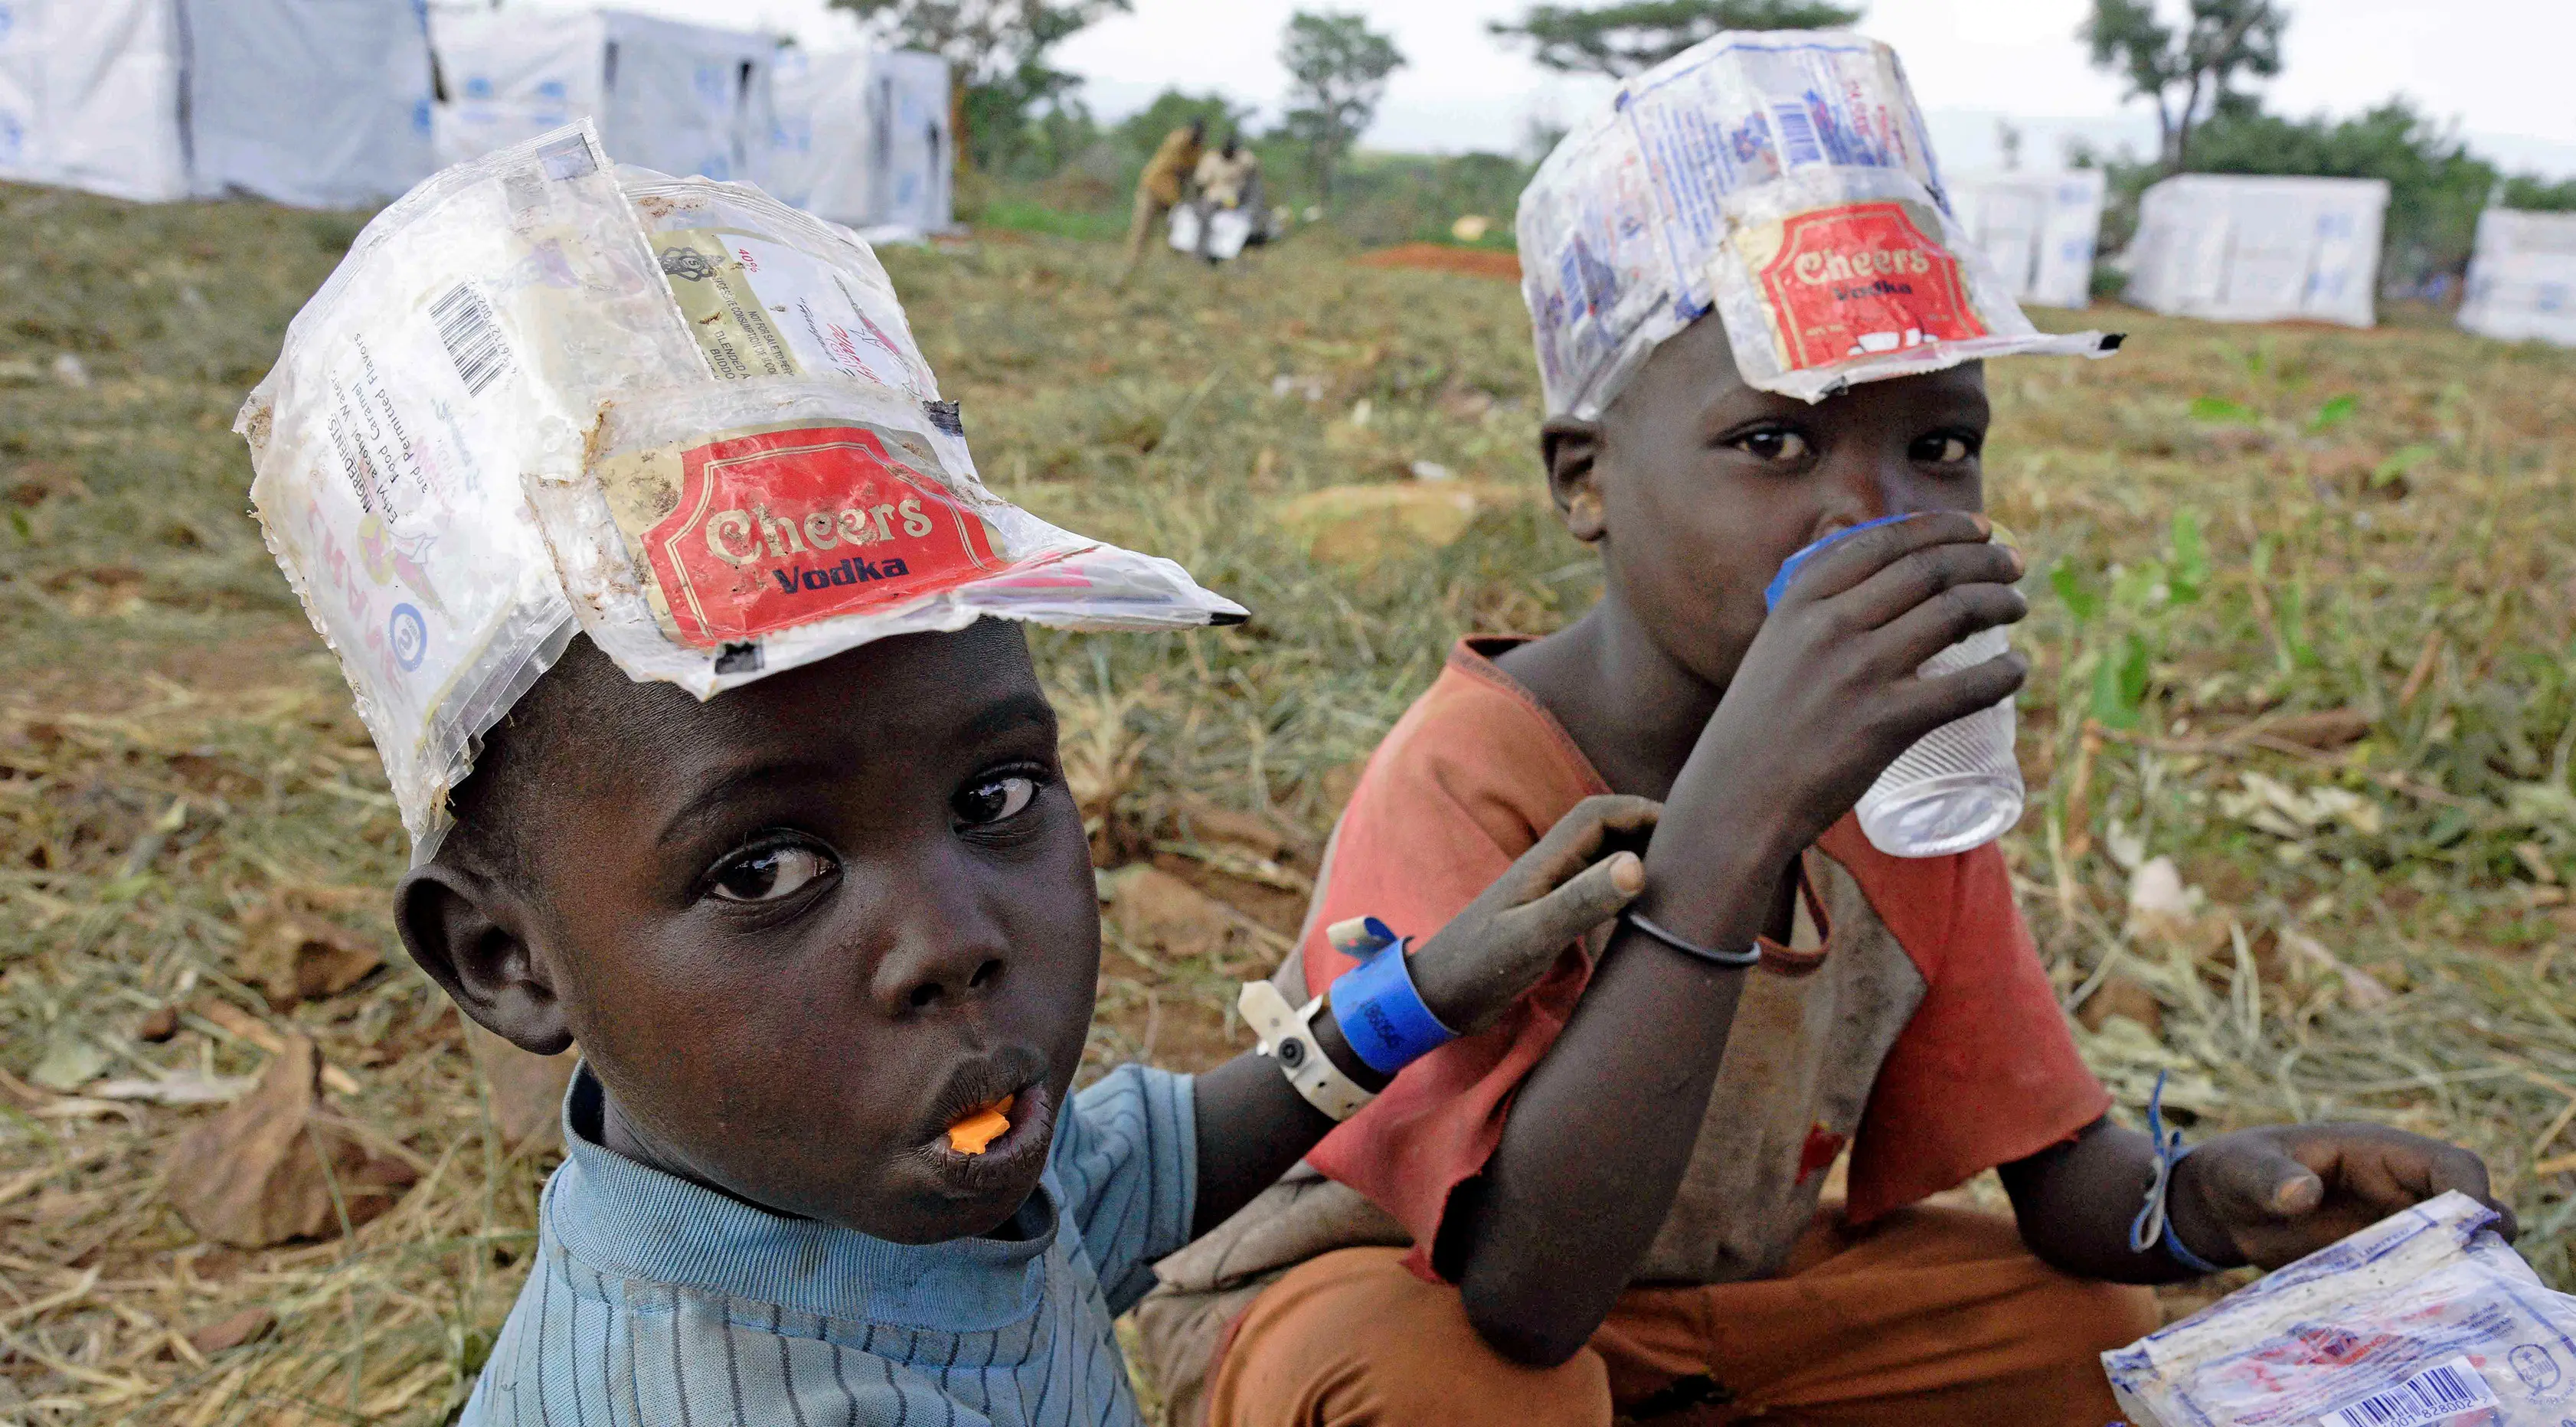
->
[619, 169, 939, 397]
[1169, 205, 1254, 262]
[2105, 1192, 2576, 1427]
[243, 123, 1244, 859]
[535, 373, 1247, 699]
[540, 171, 1239, 697]
[240, 125, 702, 857]
[1515, 30, 2114, 414]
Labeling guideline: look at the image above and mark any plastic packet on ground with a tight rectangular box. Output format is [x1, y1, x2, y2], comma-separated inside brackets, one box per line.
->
[240, 126, 1243, 860]
[1515, 31, 2114, 413]
[239, 124, 701, 856]
[2104, 1191, 2576, 1427]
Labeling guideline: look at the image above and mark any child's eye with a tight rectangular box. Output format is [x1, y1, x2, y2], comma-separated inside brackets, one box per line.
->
[708, 844, 835, 903]
[1730, 427, 1812, 462]
[954, 774, 1039, 828]
[1914, 433, 1979, 465]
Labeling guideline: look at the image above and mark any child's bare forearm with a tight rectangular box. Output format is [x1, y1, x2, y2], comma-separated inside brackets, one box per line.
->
[1449, 917, 1751, 1364]
[2000, 1117, 2203, 1283]
[1443, 688, 1845, 1364]
[1187, 798, 1654, 1247]
[1445, 806, 1782, 1365]
[1186, 1007, 1383, 1237]
[2008, 1112, 2510, 1280]
[1188, 797, 1656, 1242]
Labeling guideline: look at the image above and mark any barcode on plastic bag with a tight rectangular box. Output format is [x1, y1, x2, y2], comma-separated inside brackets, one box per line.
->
[2318, 1357, 2499, 1427]
[428, 282, 508, 396]
[1772, 103, 1824, 165]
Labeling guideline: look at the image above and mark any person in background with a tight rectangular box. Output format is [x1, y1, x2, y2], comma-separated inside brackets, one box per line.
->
[1195, 136, 1258, 212]
[1117, 117, 1206, 287]
[1188, 136, 1264, 262]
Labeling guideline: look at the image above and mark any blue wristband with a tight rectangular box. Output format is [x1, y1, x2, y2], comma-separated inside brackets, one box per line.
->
[2128, 1069, 2231, 1275]
[1763, 513, 1915, 611]
[2156, 1162, 2231, 1276]
[1326, 918, 1457, 1076]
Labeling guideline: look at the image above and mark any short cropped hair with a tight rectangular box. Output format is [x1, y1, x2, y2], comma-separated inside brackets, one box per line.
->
[440, 635, 632, 890]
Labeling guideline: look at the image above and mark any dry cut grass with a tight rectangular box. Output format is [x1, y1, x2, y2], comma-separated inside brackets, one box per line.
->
[0, 184, 2572, 1422]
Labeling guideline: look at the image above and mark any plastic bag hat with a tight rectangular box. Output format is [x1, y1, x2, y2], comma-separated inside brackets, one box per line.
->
[239, 123, 1244, 862]
[1516, 31, 2118, 415]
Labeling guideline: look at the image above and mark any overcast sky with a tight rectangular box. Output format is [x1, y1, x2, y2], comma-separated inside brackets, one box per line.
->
[574, 0, 2576, 177]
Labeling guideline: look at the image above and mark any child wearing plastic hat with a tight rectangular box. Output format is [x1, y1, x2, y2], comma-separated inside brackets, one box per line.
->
[1129, 32, 2507, 1427]
[241, 123, 1666, 1426]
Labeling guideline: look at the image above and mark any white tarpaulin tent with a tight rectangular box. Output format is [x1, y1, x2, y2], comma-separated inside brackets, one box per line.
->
[188, 0, 436, 208]
[2123, 175, 2390, 327]
[2458, 208, 2576, 348]
[431, 8, 773, 186]
[0, 0, 433, 207]
[768, 45, 950, 234]
[0, 0, 433, 206]
[0, 0, 187, 201]
[1947, 169, 2105, 309]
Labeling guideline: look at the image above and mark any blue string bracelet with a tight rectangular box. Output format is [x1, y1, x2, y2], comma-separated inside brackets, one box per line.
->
[2128, 1069, 2231, 1275]
[1324, 916, 1458, 1076]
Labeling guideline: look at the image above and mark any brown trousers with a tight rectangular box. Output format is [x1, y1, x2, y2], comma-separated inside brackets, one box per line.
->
[1203, 1205, 2159, 1427]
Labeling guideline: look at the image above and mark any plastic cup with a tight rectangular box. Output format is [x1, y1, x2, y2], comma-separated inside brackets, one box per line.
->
[1766, 518, 2023, 859]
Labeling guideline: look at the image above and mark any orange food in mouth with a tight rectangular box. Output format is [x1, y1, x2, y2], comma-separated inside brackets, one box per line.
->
[945, 1095, 1015, 1154]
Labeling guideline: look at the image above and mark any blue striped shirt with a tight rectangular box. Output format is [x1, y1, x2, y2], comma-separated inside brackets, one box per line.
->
[461, 1064, 1198, 1426]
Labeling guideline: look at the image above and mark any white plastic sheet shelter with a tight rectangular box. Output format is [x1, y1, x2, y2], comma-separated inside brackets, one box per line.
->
[0, 0, 433, 206]
[0, 0, 188, 201]
[2458, 208, 2576, 348]
[187, 0, 436, 208]
[767, 46, 950, 234]
[2123, 175, 2391, 328]
[430, 8, 773, 185]
[1946, 169, 2106, 309]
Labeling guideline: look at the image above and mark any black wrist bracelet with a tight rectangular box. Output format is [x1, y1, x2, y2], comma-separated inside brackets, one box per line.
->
[1620, 910, 1764, 968]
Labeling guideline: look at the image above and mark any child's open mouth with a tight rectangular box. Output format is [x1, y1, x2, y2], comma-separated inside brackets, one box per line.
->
[947, 1095, 1014, 1154]
[923, 1078, 1054, 1194]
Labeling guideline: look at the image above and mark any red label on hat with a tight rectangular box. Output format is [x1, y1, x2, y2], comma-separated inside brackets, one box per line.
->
[639, 424, 1002, 648]
[1757, 202, 1987, 371]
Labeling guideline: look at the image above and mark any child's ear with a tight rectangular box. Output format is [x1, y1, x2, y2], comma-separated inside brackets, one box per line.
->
[394, 864, 575, 1057]
[1539, 416, 1608, 544]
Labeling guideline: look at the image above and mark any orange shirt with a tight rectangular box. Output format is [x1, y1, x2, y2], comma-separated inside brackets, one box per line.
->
[1301, 638, 2108, 1282]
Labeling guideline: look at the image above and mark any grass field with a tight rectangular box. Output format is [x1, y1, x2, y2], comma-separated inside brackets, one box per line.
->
[2, 180, 2574, 1424]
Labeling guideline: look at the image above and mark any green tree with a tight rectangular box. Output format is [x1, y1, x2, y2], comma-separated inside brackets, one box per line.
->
[2502, 175, 2576, 212]
[2081, 0, 2284, 171]
[829, 0, 1131, 172]
[1280, 11, 1405, 201]
[1014, 97, 1104, 183]
[1488, 0, 1862, 77]
[1113, 90, 1259, 164]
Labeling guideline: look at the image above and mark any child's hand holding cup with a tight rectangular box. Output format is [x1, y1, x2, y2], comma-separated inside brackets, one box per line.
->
[1764, 514, 2026, 858]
